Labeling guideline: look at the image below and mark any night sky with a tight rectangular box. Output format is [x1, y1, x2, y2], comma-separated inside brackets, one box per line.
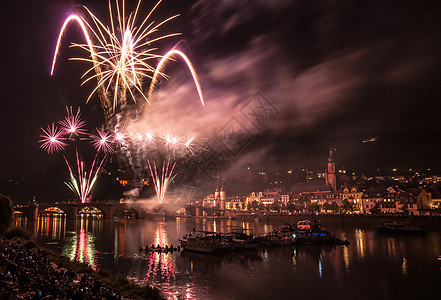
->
[1, 0, 441, 181]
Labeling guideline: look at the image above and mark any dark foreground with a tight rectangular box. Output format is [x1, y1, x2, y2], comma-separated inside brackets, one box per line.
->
[0, 237, 162, 300]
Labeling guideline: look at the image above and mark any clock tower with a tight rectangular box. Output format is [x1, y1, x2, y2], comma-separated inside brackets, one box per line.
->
[326, 145, 337, 192]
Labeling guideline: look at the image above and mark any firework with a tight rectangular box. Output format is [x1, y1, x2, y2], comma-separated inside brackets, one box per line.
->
[114, 129, 128, 145]
[162, 132, 179, 149]
[147, 49, 205, 106]
[39, 123, 67, 153]
[183, 134, 197, 156]
[90, 128, 115, 154]
[64, 150, 105, 203]
[50, 0, 205, 120]
[147, 157, 176, 204]
[58, 107, 87, 137]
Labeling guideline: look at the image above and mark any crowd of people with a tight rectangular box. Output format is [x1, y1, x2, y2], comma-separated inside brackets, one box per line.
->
[0, 239, 121, 299]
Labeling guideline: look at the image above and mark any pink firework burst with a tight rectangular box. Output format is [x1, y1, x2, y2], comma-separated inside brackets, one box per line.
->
[162, 133, 179, 149]
[90, 128, 114, 154]
[58, 107, 87, 137]
[39, 123, 67, 154]
[113, 129, 127, 146]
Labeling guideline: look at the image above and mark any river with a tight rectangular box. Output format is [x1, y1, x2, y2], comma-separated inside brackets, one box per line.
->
[15, 214, 441, 299]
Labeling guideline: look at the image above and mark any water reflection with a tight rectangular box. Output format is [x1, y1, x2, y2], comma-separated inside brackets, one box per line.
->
[37, 213, 66, 240]
[63, 228, 97, 270]
[61, 216, 101, 271]
[18, 217, 441, 299]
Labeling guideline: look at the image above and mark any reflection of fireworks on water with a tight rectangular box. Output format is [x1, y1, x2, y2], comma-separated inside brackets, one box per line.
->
[64, 149, 105, 204]
[144, 225, 177, 282]
[147, 158, 176, 204]
[62, 228, 97, 271]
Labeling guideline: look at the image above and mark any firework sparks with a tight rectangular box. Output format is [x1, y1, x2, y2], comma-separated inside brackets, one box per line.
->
[148, 49, 205, 106]
[58, 107, 87, 137]
[147, 157, 176, 204]
[39, 123, 67, 154]
[91, 128, 115, 154]
[50, 0, 203, 118]
[162, 132, 179, 149]
[114, 129, 128, 145]
[183, 134, 197, 155]
[64, 150, 105, 203]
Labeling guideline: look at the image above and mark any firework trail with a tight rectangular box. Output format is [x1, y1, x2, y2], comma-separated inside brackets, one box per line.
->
[147, 157, 176, 204]
[50, 0, 204, 125]
[64, 149, 105, 203]
[147, 49, 205, 106]
[39, 123, 68, 153]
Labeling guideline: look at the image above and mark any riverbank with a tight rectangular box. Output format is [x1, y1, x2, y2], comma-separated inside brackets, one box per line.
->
[234, 213, 441, 231]
[0, 234, 164, 299]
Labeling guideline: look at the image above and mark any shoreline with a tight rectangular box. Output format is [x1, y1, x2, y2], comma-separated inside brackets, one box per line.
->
[0, 235, 164, 300]
[231, 213, 441, 231]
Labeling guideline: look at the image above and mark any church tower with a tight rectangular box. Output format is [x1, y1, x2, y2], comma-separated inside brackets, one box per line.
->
[326, 145, 337, 192]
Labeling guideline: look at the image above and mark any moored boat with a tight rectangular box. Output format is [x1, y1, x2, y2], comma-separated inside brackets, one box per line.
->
[179, 231, 231, 253]
[222, 228, 261, 250]
[375, 222, 426, 234]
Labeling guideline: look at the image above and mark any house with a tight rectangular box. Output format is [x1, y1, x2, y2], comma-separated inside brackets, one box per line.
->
[362, 187, 385, 213]
[225, 196, 246, 210]
[342, 187, 363, 213]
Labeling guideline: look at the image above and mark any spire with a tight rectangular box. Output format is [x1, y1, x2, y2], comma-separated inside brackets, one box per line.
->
[328, 142, 335, 163]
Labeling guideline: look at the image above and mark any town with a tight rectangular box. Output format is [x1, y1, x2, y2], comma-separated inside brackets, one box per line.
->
[192, 147, 441, 217]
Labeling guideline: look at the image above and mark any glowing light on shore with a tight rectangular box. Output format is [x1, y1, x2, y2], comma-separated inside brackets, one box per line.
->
[39, 123, 67, 153]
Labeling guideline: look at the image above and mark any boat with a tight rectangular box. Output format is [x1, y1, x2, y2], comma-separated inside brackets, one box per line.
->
[375, 222, 426, 234]
[179, 231, 231, 253]
[264, 228, 295, 246]
[292, 219, 349, 245]
[222, 228, 262, 250]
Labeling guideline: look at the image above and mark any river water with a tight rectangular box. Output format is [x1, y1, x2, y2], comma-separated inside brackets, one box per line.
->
[16, 215, 441, 299]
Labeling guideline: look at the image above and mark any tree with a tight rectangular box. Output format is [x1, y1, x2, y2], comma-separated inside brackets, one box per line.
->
[401, 203, 409, 215]
[342, 199, 353, 213]
[0, 194, 13, 235]
[369, 203, 381, 215]
[307, 202, 320, 213]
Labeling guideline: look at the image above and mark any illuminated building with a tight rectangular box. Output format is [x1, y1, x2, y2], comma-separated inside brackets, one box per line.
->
[325, 145, 337, 192]
[342, 187, 363, 213]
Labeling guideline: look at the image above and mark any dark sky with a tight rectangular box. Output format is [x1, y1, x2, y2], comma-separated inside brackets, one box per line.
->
[1, 0, 441, 180]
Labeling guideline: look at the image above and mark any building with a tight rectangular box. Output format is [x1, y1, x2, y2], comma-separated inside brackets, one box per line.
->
[325, 145, 337, 192]
[225, 196, 246, 210]
[342, 187, 363, 213]
[246, 191, 263, 207]
[260, 192, 280, 206]
[362, 187, 385, 213]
